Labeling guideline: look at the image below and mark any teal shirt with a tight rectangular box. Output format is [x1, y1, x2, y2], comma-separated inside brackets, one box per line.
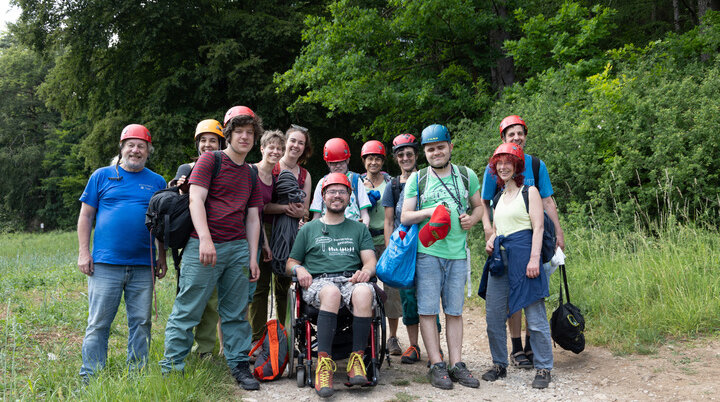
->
[289, 218, 374, 275]
[366, 180, 387, 246]
[404, 165, 481, 259]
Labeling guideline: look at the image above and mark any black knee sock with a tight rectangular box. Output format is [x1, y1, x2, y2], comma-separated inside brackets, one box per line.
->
[524, 334, 533, 353]
[317, 310, 337, 356]
[352, 316, 372, 352]
[511, 337, 523, 354]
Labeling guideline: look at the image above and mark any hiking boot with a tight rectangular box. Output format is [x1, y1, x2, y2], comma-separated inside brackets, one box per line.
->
[231, 361, 260, 391]
[427, 348, 444, 367]
[427, 362, 453, 390]
[388, 336, 403, 355]
[532, 368, 551, 389]
[315, 353, 337, 398]
[401, 344, 421, 364]
[346, 351, 368, 386]
[481, 364, 507, 382]
[448, 362, 480, 388]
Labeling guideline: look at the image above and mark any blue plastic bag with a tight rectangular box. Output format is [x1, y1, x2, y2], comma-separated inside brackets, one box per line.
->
[376, 223, 418, 288]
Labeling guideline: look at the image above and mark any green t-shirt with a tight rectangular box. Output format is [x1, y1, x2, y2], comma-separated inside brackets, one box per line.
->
[366, 180, 387, 246]
[289, 218, 374, 275]
[404, 165, 481, 259]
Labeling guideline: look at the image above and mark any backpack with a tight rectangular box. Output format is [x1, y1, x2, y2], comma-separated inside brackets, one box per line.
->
[145, 151, 257, 291]
[550, 265, 585, 353]
[249, 319, 289, 381]
[491, 185, 556, 264]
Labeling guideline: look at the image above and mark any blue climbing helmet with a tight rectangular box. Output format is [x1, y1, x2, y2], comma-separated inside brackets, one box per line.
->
[420, 124, 451, 145]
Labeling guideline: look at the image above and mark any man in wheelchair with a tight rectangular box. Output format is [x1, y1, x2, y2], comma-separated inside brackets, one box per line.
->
[286, 172, 377, 398]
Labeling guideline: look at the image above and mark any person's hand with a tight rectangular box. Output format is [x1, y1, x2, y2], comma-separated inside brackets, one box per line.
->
[262, 243, 273, 262]
[285, 203, 305, 219]
[199, 238, 216, 267]
[78, 252, 94, 276]
[249, 260, 260, 282]
[485, 239, 494, 255]
[526, 259, 540, 278]
[296, 266, 312, 289]
[298, 219, 305, 229]
[155, 258, 168, 279]
[349, 269, 371, 284]
[459, 213, 476, 231]
[556, 230, 566, 251]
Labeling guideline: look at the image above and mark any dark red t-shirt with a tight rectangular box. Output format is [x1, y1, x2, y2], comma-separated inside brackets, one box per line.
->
[189, 151, 262, 243]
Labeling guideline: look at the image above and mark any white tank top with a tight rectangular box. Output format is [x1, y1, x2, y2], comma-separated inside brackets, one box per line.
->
[494, 186, 532, 237]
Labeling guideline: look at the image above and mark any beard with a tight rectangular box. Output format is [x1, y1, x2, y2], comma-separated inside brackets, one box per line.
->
[121, 156, 147, 171]
[325, 199, 348, 214]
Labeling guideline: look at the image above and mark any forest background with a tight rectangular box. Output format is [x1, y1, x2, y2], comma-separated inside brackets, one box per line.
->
[1, 0, 719, 232]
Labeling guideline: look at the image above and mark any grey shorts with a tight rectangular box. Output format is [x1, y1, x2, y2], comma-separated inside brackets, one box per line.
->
[302, 276, 377, 314]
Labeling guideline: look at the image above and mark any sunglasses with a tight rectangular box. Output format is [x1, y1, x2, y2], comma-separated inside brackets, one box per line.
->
[290, 124, 309, 133]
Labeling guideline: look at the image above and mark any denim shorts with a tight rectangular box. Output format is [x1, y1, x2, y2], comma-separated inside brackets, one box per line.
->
[415, 253, 467, 316]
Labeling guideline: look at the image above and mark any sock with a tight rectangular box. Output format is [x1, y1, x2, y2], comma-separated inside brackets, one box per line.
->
[524, 335, 533, 353]
[352, 316, 372, 352]
[317, 310, 337, 356]
[511, 337, 523, 354]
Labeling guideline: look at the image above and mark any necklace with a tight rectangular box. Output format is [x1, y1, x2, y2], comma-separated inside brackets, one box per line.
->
[280, 157, 299, 176]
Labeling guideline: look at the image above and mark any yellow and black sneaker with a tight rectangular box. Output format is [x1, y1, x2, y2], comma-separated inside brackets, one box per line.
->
[346, 351, 368, 386]
[315, 352, 337, 398]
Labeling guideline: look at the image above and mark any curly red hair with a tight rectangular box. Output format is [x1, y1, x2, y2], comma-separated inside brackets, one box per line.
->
[489, 153, 525, 188]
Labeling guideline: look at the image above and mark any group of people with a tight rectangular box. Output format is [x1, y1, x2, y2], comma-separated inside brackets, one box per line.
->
[76, 106, 564, 397]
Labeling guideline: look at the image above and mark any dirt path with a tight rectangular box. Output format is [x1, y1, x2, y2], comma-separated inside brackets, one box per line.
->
[241, 306, 719, 401]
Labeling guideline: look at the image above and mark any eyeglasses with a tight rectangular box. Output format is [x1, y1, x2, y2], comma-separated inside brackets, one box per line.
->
[395, 151, 415, 159]
[325, 189, 349, 196]
[290, 124, 308, 133]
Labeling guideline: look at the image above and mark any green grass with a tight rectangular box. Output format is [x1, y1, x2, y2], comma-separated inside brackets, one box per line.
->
[2, 223, 719, 399]
[0, 231, 237, 400]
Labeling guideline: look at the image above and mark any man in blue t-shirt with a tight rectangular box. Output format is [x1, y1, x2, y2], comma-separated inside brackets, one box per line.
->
[77, 124, 167, 381]
[480, 115, 565, 371]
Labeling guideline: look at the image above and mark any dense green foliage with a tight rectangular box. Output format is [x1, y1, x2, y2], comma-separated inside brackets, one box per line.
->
[1, 0, 718, 230]
[454, 11, 720, 228]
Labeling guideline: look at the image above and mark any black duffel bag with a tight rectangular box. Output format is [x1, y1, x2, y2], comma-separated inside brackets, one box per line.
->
[550, 264, 585, 354]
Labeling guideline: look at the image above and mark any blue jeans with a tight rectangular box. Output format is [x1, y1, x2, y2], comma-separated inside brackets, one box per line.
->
[485, 267, 553, 370]
[79, 263, 153, 378]
[415, 253, 467, 316]
[160, 238, 253, 372]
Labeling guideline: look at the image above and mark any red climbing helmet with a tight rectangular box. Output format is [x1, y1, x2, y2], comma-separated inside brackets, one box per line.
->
[492, 142, 524, 160]
[322, 172, 352, 192]
[120, 124, 152, 143]
[392, 133, 418, 152]
[361, 140, 386, 157]
[223, 106, 256, 125]
[323, 138, 351, 162]
[498, 115, 527, 137]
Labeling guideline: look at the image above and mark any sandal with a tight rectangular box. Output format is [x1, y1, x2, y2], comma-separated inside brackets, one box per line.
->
[525, 350, 534, 365]
[511, 351, 533, 369]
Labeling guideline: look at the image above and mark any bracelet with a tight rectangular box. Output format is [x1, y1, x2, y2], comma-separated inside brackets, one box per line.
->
[291, 264, 302, 276]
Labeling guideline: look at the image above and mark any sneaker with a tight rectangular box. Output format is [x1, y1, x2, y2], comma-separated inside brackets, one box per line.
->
[448, 362, 480, 388]
[315, 353, 337, 398]
[481, 364, 507, 382]
[388, 336, 403, 355]
[532, 368, 551, 389]
[401, 344, 421, 364]
[346, 351, 368, 386]
[231, 361, 260, 391]
[427, 348, 445, 368]
[427, 362, 453, 390]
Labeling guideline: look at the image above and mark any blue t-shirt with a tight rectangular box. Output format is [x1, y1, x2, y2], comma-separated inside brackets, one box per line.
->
[79, 165, 166, 265]
[481, 154, 554, 200]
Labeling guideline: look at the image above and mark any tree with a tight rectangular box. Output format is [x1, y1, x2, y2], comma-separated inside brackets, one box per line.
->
[0, 36, 60, 230]
[276, 0, 513, 140]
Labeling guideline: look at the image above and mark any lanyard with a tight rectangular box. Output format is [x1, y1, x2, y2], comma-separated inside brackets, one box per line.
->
[431, 166, 465, 215]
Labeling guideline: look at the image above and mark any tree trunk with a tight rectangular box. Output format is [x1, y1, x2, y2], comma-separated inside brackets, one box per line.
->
[673, 0, 681, 31]
[698, 0, 710, 20]
[489, 1, 515, 91]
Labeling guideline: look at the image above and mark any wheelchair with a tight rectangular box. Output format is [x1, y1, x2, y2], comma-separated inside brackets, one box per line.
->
[285, 271, 389, 388]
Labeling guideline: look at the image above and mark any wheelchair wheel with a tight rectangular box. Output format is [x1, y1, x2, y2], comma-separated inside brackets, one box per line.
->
[286, 286, 296, 379]
[296, 365, 306, 388]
